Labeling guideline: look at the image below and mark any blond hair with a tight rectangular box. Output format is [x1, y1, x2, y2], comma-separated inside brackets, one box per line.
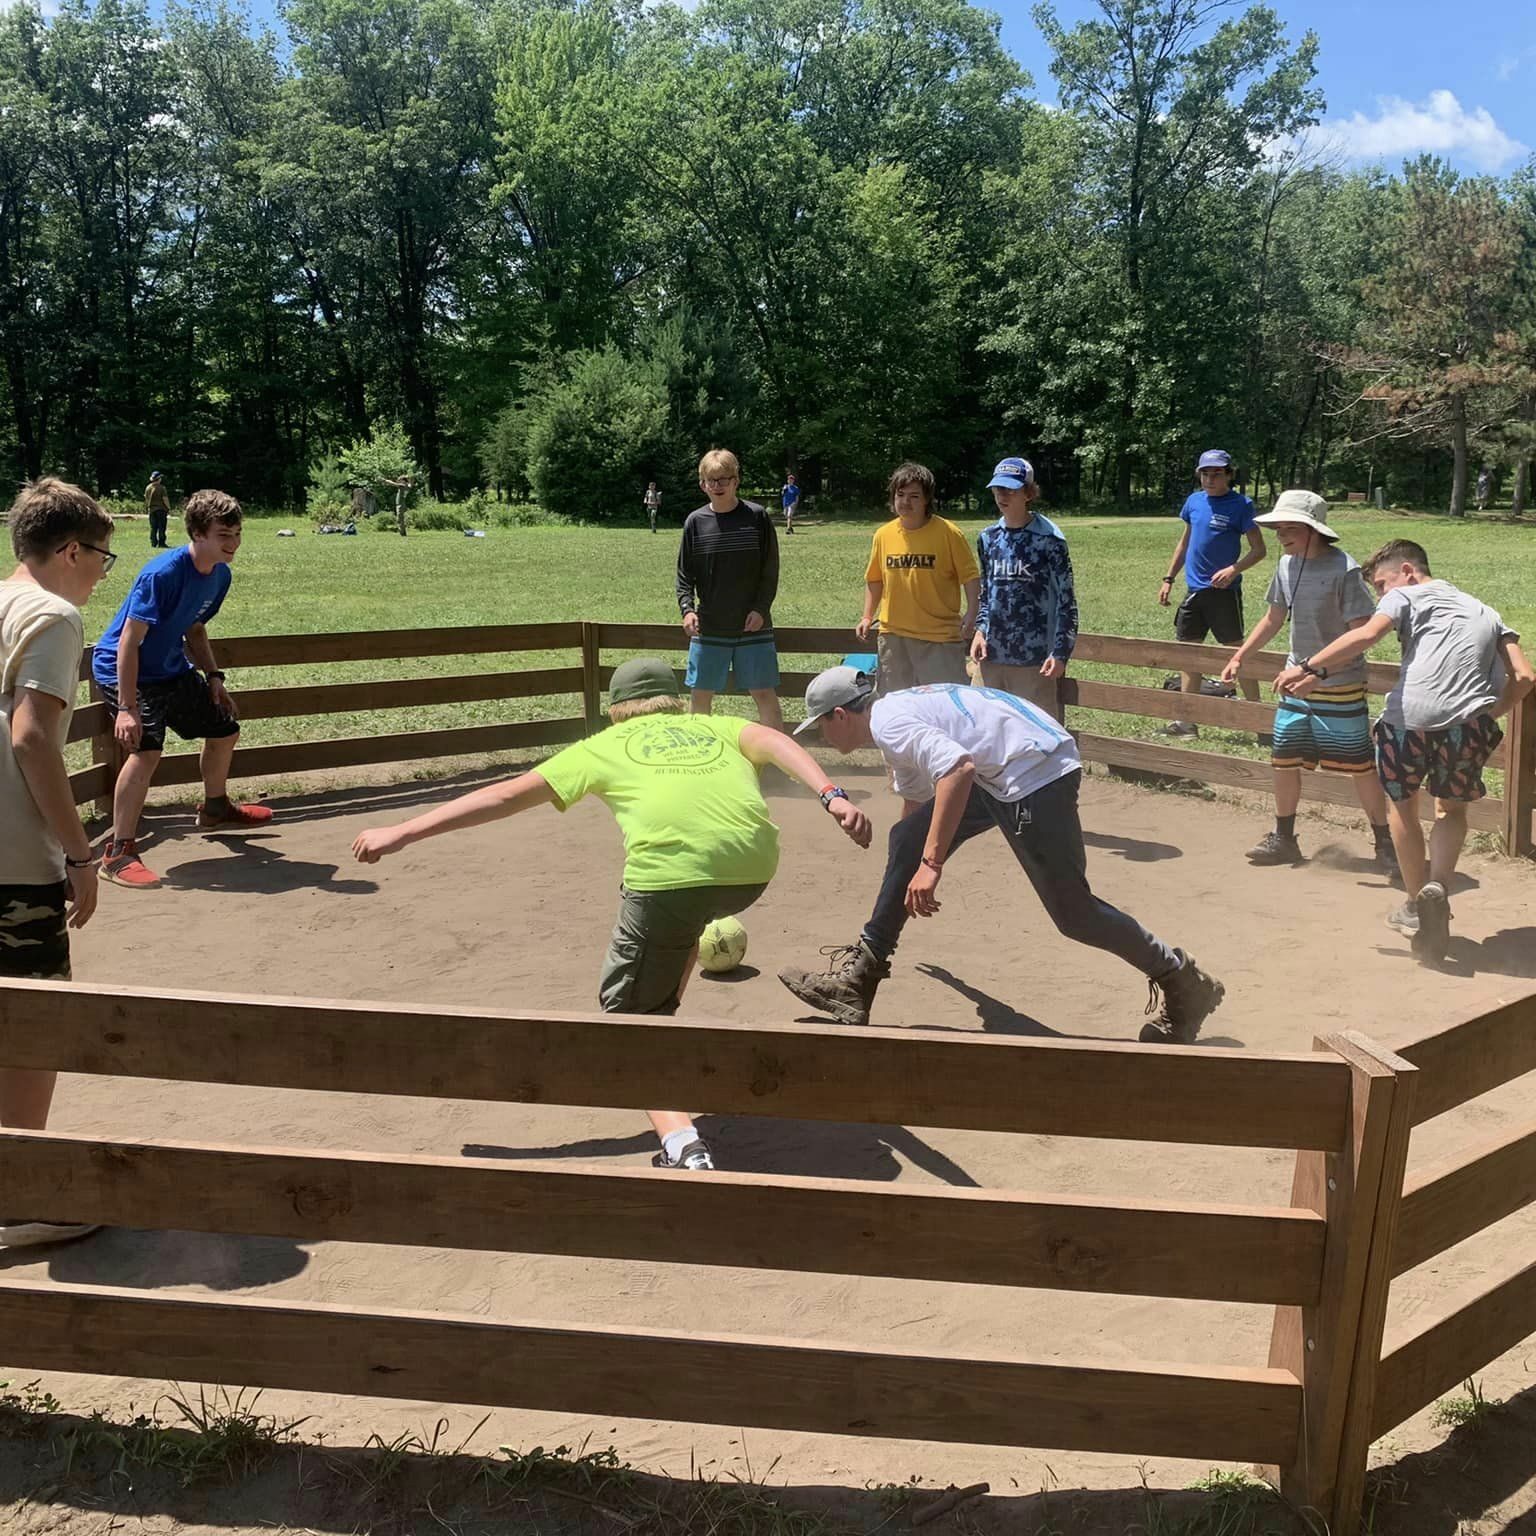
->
[608, 694, 687, 724]
[698, 448, 740, 482]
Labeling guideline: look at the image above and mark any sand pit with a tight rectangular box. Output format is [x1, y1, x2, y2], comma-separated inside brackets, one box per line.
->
[4, 764, 1536, 1519]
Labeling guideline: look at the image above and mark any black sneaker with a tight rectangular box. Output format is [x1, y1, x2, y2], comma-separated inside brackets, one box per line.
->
[1160, 721, 1199, 738]
[1372, 839, 1402, 881]
[0, 1219, 101, 1249]
[652, 1138, 715, 1171]
[1247, 830, 1303, 866]
[1412, 882, 1451, 963]
[1138, 951, 1225, 1045]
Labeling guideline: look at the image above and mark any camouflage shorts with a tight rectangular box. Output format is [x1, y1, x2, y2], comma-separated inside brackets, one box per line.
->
[0, 883, 71, 980]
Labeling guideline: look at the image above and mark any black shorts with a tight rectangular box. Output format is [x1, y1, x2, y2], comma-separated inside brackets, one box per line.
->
[99, 670, 240, 754]
[1174, 586, 1245, 646]
[0, 882, 70, 980]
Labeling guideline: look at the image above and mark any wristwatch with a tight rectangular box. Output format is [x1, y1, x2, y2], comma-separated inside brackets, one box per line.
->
[819, 786, 849, 811]
[1299, 658, 1329, 680]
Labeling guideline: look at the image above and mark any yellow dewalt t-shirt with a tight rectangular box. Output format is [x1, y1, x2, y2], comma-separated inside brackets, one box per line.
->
[535, 712, 779, 891]
[865, 517, 980, 643]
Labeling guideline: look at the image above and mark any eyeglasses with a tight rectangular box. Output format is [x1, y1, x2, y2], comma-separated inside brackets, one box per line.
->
[704, 476, 738, 488]
[59, 541, 117, 573]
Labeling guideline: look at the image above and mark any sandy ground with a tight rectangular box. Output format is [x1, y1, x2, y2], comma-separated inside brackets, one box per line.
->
[3, 763, 1535, 1531]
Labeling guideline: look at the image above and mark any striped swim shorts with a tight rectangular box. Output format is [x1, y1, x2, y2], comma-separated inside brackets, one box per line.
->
[1271, 685, 1373, 774]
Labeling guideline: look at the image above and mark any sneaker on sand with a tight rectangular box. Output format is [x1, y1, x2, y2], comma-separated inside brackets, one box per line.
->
[99, 839, 161, 889]
[0, 1219, 101, 1250]
[778, 941, 891, 1028]
[1160, 720, 1199, 739]
[1412, 881, 1451, 963]
[651, 1139, 714, 1171]
[1373, 840, 1402, 880]
[196, 801, 274, 832]
[1247, 830, 1303, 866]
[1386, 899, 1419, 938]
[1138, 951, 1225, 1045]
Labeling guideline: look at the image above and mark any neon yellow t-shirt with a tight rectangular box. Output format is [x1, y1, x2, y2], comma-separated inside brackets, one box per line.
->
[535, 712, 779, 891]
[865, 517, 980, 643]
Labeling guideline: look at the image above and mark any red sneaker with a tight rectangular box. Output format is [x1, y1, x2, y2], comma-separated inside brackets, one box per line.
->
[197, 800, 274, 832]
[100, 840, 162, 889]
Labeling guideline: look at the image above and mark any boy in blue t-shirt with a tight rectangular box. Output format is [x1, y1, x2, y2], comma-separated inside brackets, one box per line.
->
[93, 490, 272, 889]
[969, 456, 1077, 720]
[1157, 449, 1267, 736]
[780, 473, 800, 534]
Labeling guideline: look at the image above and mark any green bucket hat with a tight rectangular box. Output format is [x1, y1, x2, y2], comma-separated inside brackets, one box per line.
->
[608, 657, 682, 706]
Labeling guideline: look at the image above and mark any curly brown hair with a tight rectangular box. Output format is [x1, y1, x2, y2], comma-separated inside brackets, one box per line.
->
[183, 489, 244, 537]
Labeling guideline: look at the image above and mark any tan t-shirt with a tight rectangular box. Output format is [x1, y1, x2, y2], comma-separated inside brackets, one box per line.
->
[0, 581, 84, 884]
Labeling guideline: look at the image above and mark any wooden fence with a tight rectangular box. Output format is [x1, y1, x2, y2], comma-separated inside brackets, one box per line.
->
[0, 977, 1431, 1535]
[66, 622, 1536, 857]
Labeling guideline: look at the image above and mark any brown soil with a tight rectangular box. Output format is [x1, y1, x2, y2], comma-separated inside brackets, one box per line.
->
[3, 764, 1535, 1533]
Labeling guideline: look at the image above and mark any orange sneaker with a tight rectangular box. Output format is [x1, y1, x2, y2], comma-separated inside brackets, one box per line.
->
[100, 839, 162, 889]
[196, 800, 274, 832]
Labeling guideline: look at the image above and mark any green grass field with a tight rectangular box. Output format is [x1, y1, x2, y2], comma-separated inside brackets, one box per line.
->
[78, 507, 1535, 765]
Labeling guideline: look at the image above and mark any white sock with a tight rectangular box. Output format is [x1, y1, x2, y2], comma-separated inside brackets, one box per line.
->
[661, 1127, 699, 1163]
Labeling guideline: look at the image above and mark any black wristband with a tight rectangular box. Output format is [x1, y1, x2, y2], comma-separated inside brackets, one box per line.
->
[65, 853, 94, 868]
[819, 786, 848, 811]
[207, 669, 226, 681]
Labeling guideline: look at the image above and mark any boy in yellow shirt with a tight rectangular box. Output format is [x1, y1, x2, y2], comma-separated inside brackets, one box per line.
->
[856, 462, 979, 695]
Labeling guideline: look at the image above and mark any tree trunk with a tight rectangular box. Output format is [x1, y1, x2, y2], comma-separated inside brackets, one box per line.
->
[1512, 456, 1530, 518]
[1448, 394, 1468, 516]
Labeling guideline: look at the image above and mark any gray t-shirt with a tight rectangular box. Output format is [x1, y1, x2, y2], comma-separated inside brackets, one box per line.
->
[1265, 545, 1376, 687]
[1377, 580, 1516, 732]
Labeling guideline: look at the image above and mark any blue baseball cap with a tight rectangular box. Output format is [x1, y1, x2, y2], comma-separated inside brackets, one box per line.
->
[150, 470, 163, 480]
[986, 456, 1035, 490]
[1197, 450, 1232, 471]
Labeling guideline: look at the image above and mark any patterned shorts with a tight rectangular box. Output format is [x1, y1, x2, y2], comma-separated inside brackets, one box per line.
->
[0, 882, 71, 980]
[98, 669, 239, 754]
[1374, 714, 1504, 803]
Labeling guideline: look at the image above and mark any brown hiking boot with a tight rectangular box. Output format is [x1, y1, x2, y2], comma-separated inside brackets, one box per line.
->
[1138, 950, 1225, 1045]
[778, 941, 891, 1027]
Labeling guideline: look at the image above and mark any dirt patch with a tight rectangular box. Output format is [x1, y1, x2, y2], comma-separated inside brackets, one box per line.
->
[4, 765, 1535, 1531]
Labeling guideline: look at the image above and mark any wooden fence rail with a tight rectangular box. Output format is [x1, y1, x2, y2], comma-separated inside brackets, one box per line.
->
[66, 620, 1536, 856]
[0, 978, 1423, 1533]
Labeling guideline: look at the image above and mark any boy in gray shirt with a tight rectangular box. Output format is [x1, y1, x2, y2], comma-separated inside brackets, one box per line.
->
[1275, 539, 1533, 964]
[1221, 492, 1394, 870]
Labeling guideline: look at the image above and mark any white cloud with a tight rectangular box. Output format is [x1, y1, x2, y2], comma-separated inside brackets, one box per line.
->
[1313, 90, 1528, 174]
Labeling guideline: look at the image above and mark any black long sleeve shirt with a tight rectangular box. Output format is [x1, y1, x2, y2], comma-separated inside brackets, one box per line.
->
[674, 500, 779, 637]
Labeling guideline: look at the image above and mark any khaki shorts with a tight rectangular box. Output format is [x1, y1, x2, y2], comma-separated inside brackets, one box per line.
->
[977, 661, 1063, 721]
[599, 883, 769, 1015]
[875, 633, 970, 697]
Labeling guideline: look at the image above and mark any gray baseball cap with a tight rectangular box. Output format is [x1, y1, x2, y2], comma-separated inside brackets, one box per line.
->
[794, 665, 875, 736]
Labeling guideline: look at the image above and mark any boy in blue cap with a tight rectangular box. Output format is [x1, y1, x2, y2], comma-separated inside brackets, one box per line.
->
[1158, 450, 1266, 736]
[970, 456, 1077, 720]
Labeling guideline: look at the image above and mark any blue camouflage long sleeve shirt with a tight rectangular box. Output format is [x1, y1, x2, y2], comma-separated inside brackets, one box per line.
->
[974, 515, 1079, 667]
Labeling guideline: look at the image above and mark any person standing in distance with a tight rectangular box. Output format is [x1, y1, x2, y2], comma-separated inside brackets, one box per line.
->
[675, 449, 784, 729]
[781, 472, 800, 535]
[144, 472, 171, 549]
[1158, 449, 1266, 736]
[644, 480, 662, 533]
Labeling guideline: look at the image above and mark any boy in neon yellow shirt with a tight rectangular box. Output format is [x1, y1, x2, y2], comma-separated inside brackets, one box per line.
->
[856, 461, 979, 695]
[353, 658, 871, 1172]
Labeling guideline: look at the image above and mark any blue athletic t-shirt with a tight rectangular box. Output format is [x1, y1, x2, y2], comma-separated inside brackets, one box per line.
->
[781, 483, 800, 508]
[1180, 490, 1257, 591]
[93, 546, 231, 686]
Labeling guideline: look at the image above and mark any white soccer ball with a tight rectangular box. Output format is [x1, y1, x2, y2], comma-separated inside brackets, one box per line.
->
[699, 917, 749, 974]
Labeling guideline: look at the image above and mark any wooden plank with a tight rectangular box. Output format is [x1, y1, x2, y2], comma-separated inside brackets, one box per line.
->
[1502, 690, 1534, 857]
[0, 980, 1352, 1150]
[596, 623, 860, 656]
[0, 1129, 1325, 1304]
[1072, 635, 1399, 695]
[216, 668, 585, 722]
[1373, 1250, 1536, 1438]
[1393, 1114, 1536, 1274]
[1394, 993, 1536, 1126]
[68, 762, 112, 807]
[66, 700, 110, 744]
[0, 1280, 1302, 1464]
[210, 624, 583, 669]
[1075, 731, 1505, 832]
[580, 621, 603, 732]
[1064, 678, 1276, 732]
[1268, 1033, 1414, 1529]
[145, 717, 586, 788]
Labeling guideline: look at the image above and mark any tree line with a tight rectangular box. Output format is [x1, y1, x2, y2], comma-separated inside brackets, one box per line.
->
[2, 0, 1533, 519]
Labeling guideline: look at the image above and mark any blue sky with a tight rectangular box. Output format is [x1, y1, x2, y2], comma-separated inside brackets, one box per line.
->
[1009, 0, 1536, 175]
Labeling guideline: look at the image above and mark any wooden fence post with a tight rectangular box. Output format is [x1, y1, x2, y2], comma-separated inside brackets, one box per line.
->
[1502, 688, 1534, 859]
[88, 677, 120, 823]
[1268, 1032, 1416, 1536]
[580, 622, 602, 733]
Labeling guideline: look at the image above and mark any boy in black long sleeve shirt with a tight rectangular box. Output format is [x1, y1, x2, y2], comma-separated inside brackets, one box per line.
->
[675, 449, 785, 729]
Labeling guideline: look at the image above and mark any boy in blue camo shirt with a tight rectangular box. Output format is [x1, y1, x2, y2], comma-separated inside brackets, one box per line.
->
[968, 456, 1077, 720]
